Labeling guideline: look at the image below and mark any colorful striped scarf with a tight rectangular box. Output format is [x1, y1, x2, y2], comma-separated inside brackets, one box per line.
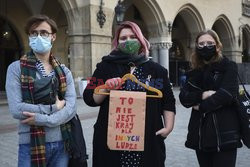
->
[20, 51, 73, 167]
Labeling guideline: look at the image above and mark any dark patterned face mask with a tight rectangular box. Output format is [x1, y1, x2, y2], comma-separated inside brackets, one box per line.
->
[117, 40, 141, 55]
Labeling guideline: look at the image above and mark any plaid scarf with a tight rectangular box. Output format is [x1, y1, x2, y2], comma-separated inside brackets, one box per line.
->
[20, 51, 73, 167]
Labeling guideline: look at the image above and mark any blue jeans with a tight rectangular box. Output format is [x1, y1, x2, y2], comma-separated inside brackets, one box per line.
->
[179, 75, 186, 88]
[18, 141, 69, 167]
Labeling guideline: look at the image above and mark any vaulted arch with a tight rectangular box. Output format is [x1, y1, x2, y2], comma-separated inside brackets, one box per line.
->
[212, 14, 235, 54]
[176, 3, 205, 34]
[57, 0, 79, 33]
[171, 3, 205, 60]
[242, 24, 250, 62]
[168, 3, 205, 86]
[111, 0, 168, 41]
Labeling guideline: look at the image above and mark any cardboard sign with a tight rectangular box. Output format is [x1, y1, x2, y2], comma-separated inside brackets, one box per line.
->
[107, 90, 146, 151]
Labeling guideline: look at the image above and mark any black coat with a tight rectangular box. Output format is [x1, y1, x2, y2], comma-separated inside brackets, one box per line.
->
[83, 58, 175, 167]
[179, 57, 242, 152]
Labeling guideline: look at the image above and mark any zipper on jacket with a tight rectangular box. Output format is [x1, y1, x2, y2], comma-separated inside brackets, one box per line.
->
[50, 77, 55, 112]
[212, 113, 221, 152]
[188, 81, 202, 90]
[49, 92, 53, 111]
[198, 113, 205, 150]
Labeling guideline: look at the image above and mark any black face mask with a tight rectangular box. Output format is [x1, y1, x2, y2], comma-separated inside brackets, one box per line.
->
[196, 45, 216, 61]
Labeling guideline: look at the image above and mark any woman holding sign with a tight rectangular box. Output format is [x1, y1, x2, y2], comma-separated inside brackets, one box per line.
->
[83, 21, 175, 167]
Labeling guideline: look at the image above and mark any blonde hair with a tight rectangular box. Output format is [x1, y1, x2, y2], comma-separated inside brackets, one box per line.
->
[190, 29, 223, 69]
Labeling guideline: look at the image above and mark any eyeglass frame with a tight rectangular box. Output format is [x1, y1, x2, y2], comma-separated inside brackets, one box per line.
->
[29, 30, 54, 38]
[196, 41, 216, 49]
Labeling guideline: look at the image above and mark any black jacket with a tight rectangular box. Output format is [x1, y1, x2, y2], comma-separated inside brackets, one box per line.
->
[179, 57, 242, 152]
[83, 58, 175, 167]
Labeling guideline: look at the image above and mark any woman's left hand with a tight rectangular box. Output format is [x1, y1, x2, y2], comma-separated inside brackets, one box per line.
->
[55, 96, 65, 110]
[155, 127, 172, 138]
[157, 111, 175, 138]
[193, 105, 199, 110]
[21, 112, 35, 125]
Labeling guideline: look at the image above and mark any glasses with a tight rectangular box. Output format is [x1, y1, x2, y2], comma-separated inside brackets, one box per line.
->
[29, 30, 53, 38]
[197, 41, 216, 49]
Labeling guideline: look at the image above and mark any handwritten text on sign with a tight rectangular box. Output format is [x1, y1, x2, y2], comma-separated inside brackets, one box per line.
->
[107, 90, 146, 151]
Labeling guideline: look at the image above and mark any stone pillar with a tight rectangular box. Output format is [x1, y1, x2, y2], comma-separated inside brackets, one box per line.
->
[150, 43, 159, 63]
[68, 34, 91, 96]
[224, 36, 242, 63]
[60, 4, 88, 96]
[228, 50, 242, 63]
[88, 3, 113, 72]
[68, 35, 91, 79]
[158, 42, 172, 71]
[67, 3, 113, 96]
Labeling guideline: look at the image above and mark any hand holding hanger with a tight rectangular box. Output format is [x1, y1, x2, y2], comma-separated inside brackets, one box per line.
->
[105, 77, 124, 90]
[94, 73, 163, 98]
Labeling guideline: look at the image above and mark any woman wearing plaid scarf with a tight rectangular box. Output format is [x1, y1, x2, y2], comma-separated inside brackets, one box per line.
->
[5, 15, 76, 167]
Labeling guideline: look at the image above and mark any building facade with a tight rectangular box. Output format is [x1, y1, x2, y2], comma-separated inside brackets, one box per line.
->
[0, 0, 249, 95]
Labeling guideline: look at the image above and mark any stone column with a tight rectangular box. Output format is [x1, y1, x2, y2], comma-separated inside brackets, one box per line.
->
[61, 4, 88, 96]
[227, 50, 242, 63]
[68, 35, 91, 79]
[63, 2, 113, 96]
[150, 43, 159, 63]
[224, 36, 242, 63]
[68, 34, 91, 96]
[158, 42, 172, 71]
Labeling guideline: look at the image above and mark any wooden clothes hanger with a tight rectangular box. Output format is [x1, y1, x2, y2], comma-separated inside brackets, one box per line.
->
[94, 73, 163, 98]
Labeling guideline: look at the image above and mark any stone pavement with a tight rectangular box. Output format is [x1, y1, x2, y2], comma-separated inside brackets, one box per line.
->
[0, 89, 249, 167]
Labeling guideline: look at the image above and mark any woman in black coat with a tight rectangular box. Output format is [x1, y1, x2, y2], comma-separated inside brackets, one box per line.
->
[179, 29, 242, 167]
[83, 21, 175, 167]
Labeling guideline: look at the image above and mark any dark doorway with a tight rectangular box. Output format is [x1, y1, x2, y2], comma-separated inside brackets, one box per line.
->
[169, 39, 190, 87]
[0, 18, 22, 91]
[242, 27, 250, 62]
[169, 60, 189, 87]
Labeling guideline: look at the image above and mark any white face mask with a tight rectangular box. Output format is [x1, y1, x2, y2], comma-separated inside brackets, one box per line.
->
[29, 35, 52, 54]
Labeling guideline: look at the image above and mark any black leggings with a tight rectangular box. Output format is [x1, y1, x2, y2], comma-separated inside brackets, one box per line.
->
[196, 149, 237, 167]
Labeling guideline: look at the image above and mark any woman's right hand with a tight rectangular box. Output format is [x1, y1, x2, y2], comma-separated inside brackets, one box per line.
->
[202, 90, 216, 100]
[93, 77, 124, 105]
[105, 77, 124, 90]
[55, 96, 65, 110]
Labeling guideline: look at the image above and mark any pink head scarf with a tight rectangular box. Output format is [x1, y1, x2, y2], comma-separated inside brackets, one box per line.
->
[112, 21, 150, 57]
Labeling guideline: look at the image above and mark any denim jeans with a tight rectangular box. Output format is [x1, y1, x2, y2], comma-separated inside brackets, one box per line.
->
[18, 141, 69, 167]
